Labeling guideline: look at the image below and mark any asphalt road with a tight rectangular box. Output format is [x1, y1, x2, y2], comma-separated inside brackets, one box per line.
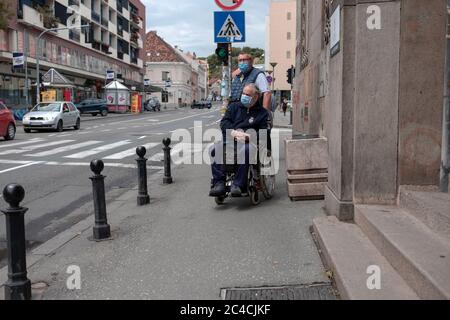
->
[0, 104, 222, 266]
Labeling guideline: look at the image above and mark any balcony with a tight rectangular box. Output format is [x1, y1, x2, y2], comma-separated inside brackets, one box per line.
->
[101, 17, 108, 28]
[91, 11, 100, 23]
[69, 30, 80, 42]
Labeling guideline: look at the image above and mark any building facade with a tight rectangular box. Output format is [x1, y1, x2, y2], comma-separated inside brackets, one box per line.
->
[144, 31, 208, 107]
[266, 0, 297, 100]
[292, 0, 447, 219]
[0, 0, 145, 107]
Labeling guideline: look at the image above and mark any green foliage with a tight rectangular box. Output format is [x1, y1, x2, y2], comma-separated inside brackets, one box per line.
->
[36, 5, 60, 29]
[207, 46, 265, 81]
[0, 1, 13, 30]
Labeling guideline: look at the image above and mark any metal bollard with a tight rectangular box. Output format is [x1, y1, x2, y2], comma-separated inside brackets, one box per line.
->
[1, 184, 31, 300]
[163, 138, 173, 184]
[90, 160, 111, 240]
[136, 146, 150, 206]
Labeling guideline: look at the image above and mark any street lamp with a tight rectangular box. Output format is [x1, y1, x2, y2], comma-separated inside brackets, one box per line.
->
[36, 24, 90, 103]
[270, 62, 278, 92]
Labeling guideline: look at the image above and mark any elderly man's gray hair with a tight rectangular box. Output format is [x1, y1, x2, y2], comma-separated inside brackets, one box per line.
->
[243, 83, 260, 95]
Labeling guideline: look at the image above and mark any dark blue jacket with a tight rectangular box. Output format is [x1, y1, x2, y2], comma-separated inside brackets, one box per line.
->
[220, 101, 269, 144]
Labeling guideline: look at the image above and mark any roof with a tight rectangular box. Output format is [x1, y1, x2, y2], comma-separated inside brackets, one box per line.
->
[42, 68, 74, 88]
[104, 81, 130, 90]
[144, 31, 190, 64]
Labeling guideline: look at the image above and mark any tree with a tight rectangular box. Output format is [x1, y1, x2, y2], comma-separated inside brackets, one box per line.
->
[0, 1, 13, 30]
[206, 46, 265, 80]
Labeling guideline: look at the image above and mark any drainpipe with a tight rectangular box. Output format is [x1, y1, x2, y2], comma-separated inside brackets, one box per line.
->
[440, 31, 450, 192]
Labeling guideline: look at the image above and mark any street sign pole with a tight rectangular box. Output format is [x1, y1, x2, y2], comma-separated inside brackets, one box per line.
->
[228, 42, 232, 100]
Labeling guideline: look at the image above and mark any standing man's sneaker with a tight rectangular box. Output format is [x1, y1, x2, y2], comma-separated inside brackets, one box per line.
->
[230, 184, 243, 197]
[209, 181, 226, 197]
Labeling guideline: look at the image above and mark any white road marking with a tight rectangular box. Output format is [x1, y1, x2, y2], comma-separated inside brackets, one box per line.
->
[0, 161, 43, 174]
[64, 140, 132, 159]
[103, 142, 159, 160]
[0, 159, 35, 164]
[43, 161, 163, 170]
[25, 141, 102, 157]
[0, 138, 44, 149]
[147, 119, 160, 122]
[100, 129, 111, 132]
[0, 140, 75, 155]
[138, 136, 147, 140]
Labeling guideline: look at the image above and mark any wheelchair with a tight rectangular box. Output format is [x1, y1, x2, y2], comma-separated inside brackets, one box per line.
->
[211, 142, 276, 206]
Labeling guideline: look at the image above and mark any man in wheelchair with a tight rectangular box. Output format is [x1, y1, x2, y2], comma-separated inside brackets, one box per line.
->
[209, 84, 270, 198]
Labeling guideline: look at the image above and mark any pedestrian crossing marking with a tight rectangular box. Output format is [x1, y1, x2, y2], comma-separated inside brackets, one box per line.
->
[64, 140, 132, 159]
[103, 142, 159, 160]
[217, 15, 242, 40]
[0, 140, 75, 156]
[0, 138, 44, 149]
[25, 141, 102, 157]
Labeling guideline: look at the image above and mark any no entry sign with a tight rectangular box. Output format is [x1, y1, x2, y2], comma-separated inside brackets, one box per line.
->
[214, 0, 244, 11]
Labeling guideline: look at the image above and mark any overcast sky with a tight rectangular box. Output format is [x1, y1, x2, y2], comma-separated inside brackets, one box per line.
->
[143, 0, 270, 57]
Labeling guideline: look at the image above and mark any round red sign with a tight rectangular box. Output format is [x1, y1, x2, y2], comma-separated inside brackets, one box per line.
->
[214, 0, 244, 11]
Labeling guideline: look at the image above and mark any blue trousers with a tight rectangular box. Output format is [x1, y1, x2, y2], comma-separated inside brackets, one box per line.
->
[210, 142, 256, 189]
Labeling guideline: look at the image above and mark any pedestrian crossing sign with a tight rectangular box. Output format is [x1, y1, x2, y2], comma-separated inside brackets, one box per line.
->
[214, 11, 245, 43]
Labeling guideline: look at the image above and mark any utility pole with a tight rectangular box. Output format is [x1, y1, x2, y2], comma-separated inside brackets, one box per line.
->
[24, 31, 29, 108]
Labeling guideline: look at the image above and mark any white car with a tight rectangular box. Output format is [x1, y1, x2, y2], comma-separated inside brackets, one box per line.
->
[22, 102, 81, 133]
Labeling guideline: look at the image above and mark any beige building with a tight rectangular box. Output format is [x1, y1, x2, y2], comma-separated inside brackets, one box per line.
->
[287, 0, 449, 299]
[144, 31, 208, 106]
[265, 0, 297, 98]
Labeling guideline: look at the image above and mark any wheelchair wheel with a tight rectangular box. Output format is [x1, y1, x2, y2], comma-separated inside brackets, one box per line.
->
[249, 190, 260, 206]
[261, 175, 275, 199]
[215, 196, 226, 205]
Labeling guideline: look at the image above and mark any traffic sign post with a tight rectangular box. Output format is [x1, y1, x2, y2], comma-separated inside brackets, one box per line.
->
[214, 0, 244, 11]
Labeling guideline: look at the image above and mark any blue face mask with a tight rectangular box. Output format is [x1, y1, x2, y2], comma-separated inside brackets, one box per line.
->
[240, 94, 252, 107]
[238, 62, 250, 73]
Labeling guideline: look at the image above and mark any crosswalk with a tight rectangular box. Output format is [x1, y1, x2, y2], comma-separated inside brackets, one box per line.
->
[0, 137, 214, 171]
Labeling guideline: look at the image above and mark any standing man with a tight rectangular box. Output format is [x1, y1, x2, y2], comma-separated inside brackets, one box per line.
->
[231, 52, 272, 113]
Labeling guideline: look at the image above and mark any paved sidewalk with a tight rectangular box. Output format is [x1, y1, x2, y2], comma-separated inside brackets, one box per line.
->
[273, 109, 292, 128]
[0, 132, 329, 300]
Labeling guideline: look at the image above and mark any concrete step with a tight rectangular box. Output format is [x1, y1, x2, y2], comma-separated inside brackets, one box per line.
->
[355, 205, 450, 300]
[312, 216, 419, 300]
[399, 186, 450, 243]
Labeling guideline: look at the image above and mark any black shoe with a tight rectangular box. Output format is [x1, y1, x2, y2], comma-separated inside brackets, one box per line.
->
[209, 181, 226, 197]
[230, 184, 243, 197]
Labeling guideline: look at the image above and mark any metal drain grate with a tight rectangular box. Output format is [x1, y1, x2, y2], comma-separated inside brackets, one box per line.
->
[222, 283, 337, 300]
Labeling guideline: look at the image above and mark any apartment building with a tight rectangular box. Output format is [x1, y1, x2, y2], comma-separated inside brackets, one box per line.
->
[0, 0, 145, 106]
[265, 0, 296, 100]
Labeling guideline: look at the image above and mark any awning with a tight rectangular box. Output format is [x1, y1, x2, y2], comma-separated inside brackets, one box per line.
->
[143, 85, 164, 93]
[42, 68, 75, 88]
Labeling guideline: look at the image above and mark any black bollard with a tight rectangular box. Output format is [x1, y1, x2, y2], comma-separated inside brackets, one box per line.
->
[1, 184, 31, 300]
[163, 138, 173, 184]
[90, 160, 111, 240]
[136, 146, 150, 206]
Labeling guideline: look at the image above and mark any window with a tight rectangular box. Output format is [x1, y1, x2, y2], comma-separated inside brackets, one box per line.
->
[162, 71, 170, 81]
[287, 12, 292, 20]
[287, 32, 291, 40]
[286, 51, 291, 59]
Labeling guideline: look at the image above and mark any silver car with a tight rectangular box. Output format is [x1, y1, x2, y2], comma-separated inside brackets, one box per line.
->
[22, 102, 81, 133]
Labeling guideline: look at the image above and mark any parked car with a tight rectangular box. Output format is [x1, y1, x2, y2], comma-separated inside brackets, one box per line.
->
[75, 99, 108, 116]
[0, 101, 16, 140]
[144, 97, 161, 112]
[191, 100, 212, 109]
[22, 102, 81, 133]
